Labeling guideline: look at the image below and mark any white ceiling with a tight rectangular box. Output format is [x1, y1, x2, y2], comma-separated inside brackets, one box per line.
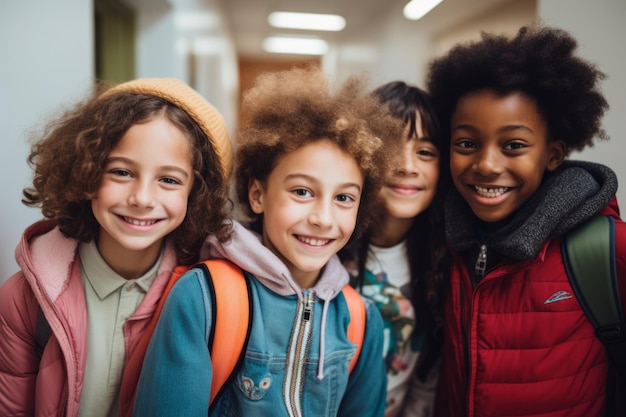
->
[217, 0, 512, 59]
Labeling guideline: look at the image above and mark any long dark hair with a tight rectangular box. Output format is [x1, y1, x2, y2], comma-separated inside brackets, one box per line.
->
[347, 81, 450, 379]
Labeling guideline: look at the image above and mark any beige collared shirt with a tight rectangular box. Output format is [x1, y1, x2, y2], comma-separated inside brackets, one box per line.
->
[77, 240, 161, 417]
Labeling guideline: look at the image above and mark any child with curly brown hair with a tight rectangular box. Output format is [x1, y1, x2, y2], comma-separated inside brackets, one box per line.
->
[0, 78, 233, 417]
[132, 67, 403, 417]
[425, 25, 625, 417]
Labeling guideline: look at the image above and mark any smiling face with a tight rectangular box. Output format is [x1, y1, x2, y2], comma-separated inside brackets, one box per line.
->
[248, 138, 364, 289]
[92, 116, 194, 277]
[449, 89, 565, 223]
[378, 117, 439, 239]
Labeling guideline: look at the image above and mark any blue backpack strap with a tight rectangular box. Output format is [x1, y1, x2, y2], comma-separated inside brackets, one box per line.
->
[562, 215, 626, 415]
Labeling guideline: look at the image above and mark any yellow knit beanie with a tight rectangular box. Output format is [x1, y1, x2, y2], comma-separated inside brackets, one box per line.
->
[102, 78, 233, 183]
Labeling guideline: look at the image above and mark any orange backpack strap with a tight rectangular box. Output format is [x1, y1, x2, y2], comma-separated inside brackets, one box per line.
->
[120, 260, 251, 417]
[195, 259, 252, 407]
[342, 284, 366, 374]
[120, 264, 192, 417]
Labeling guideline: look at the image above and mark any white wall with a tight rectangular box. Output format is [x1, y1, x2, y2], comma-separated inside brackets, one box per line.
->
[538, 0, 626, 206]
[326, 0, 537, 93]
[322, 1, 433, 89]
[133, 0, 239, 135]
[433, 0, 536, 56]
[0, 1, 94, 281]
[134, 1, 183, 80]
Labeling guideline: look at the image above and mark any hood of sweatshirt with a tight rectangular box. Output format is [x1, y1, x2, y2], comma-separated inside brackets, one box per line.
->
[201, 220, 351, 380]
[445, 160, 619, 260]
[200, 220, 349, 301]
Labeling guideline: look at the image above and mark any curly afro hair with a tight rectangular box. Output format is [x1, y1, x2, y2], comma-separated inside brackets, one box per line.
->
[235, 66, 403, 239]
[426, 25, 609, 155]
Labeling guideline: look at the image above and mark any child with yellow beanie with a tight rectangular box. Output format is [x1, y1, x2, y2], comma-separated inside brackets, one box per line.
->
[0, 78, 234, 417]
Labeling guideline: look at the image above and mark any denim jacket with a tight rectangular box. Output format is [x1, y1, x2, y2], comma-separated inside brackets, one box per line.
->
[133, 221, 386, 417]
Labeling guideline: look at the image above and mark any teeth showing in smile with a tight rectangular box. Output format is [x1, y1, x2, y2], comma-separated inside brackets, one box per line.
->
[297, 236, 329, 247]
[474, 186, 508, 198]
[124, 217, 157, 226]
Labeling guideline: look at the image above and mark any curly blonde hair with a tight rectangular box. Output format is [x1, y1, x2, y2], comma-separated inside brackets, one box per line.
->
[235, 66, 402, 239]
[22, 81, 232, 264]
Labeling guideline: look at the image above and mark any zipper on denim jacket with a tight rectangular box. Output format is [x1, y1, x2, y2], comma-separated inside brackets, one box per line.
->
[283, 290, 314, 417]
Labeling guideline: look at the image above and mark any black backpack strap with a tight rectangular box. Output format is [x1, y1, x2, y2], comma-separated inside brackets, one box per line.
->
[562, 215, 626, 413]
[35, 307, 51, 357]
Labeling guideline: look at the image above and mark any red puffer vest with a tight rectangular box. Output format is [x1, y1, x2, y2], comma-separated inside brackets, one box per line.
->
[435, 208, 626, 417]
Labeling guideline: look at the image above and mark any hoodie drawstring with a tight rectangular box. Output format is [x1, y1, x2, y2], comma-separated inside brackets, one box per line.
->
[317, 297, 331, 380]
[315, 288, 339, 380]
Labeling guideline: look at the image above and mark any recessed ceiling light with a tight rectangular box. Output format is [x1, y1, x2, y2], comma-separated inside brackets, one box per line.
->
[268, 12, 346, 31]
[403, 0, 443, 20]
[262, 36, 329, 55]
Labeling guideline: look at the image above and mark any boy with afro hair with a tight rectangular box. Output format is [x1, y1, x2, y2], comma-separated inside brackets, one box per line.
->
[426, 25, 625, 417]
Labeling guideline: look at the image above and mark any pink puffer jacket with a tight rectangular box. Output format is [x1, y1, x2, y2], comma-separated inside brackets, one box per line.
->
[0, 220, 177, 416]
